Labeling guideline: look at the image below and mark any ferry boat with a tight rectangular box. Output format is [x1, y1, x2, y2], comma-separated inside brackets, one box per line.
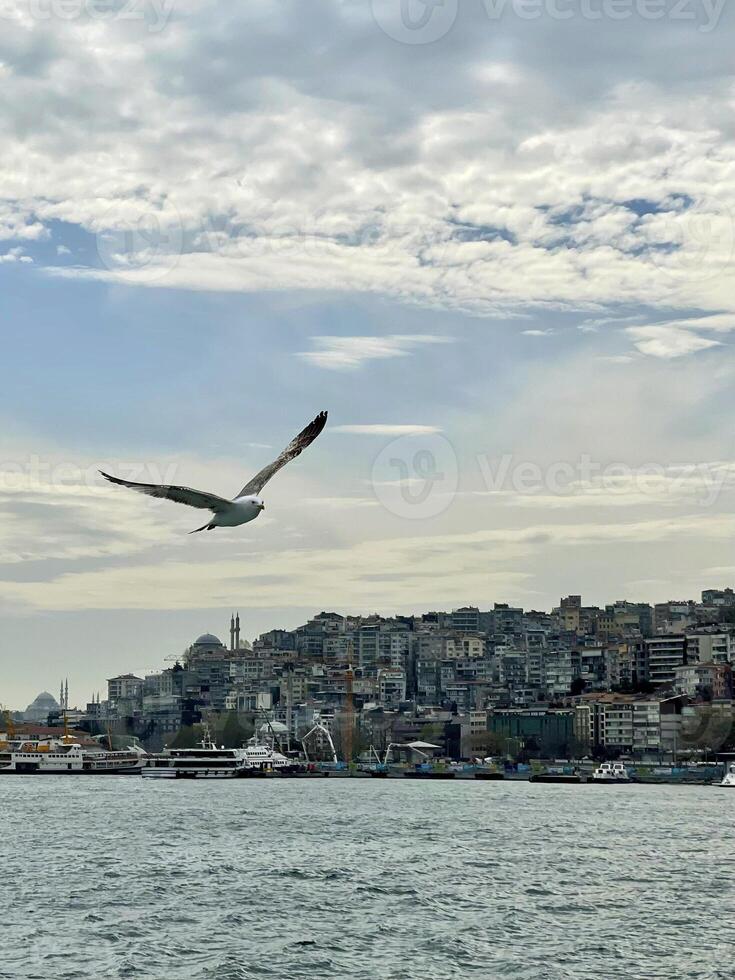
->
[141, 729, 294, 779]
[0, 736, 142, 775]
[719, 762, 735, 788]
[591, 762, 630, 783]
[141, 745, 250, 779]
[241, 741, 292, 774]
[142, 727, 250, 779]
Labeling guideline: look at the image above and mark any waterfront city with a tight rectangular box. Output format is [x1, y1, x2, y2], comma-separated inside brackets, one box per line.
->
[6, 588, 735, 778]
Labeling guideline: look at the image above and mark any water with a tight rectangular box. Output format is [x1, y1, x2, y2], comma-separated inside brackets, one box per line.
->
[1, 778, 732, 979]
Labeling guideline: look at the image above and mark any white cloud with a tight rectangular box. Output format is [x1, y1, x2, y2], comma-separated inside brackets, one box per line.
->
[0, 481, 173, 564]
[332, 425, 442, 435]
[0, 247, 32, 264]
[4, 513, 735, 612]
[0, 5, 732, 322]
[627, 324, 722, 359]
[299, 496, 379, 510]
[522, 329, 554, 337]
[298, 335, 453, 371]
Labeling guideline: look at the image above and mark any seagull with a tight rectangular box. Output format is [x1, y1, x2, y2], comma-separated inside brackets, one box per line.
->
[100, 411, 328, 533]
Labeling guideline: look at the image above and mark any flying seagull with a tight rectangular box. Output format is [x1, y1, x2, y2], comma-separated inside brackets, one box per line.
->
[100, 411, 328, 533]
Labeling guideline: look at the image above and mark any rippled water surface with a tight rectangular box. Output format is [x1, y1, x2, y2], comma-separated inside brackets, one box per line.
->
[1, 778, 733, 979]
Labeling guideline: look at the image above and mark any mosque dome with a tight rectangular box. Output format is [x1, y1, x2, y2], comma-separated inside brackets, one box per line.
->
[193, 633, 224, 647]
[24, 691, 60, 723]
[259, 721, 288, 734]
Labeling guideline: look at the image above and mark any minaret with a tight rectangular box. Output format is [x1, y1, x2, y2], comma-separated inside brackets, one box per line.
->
[60, 681, 64, 709]
[230, 614, 236, 652]
[235, 613, 241, 650]
[64, 679, 69, 710]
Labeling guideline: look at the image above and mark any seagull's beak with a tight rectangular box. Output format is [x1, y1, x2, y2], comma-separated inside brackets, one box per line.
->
[259, 503, 265, 511]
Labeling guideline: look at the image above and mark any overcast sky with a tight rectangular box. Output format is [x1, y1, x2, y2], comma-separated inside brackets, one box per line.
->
[2, 0, 735, 709]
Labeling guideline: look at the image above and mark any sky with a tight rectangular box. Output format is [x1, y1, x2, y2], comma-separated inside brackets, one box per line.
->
[2, 0, 735, 709]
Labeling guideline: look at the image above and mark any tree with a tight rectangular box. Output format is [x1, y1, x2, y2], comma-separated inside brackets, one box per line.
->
[570, 677, 587, 696]
[218, 712, 250, 748]
[168, 724, 203, 749]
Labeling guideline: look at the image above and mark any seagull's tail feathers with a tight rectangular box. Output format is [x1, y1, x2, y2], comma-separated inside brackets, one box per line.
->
[190, 522, 216, 534]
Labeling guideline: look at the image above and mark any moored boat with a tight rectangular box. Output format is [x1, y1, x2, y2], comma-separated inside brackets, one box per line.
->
[0, 737, 142, 775]
[529, 770, 581, 784]
[141, 728, 297, 779]
[591, 762, 630, 783]
[142, 728, 249, 778]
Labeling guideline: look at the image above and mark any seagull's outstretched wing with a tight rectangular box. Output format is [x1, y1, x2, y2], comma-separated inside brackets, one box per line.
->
[236, 410, 328, 497]
[99, 472, 232, 513]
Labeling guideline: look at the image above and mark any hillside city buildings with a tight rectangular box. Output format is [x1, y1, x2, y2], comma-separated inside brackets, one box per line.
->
[16, 590, 735, 761]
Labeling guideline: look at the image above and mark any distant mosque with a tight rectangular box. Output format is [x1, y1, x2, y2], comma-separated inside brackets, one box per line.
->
[23, 690, 60, 723]
[184, 613, 252, 665]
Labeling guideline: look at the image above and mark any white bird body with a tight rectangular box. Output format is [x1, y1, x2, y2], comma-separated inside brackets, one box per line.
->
[210, 495, 264, 528]
[100, 411, 327, 533]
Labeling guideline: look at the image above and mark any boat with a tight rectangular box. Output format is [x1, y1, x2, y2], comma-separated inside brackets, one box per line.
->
[719, 762, 735, 788]
[142, 728, 250, 779]
[0, 735, 142, 775]
[141, 745, 250, 778]
[240, 739, 294, 775]
[142, 728, 296, 779]
[529, 769, 581, 784]
[591, 762, 630, 783]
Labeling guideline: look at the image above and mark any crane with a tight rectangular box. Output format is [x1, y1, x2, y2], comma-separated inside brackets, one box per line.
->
[301, 714, 338, 764]
[343, 661, 354, 764]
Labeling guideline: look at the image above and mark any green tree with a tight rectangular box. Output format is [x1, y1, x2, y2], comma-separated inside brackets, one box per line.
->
[218, 712, 250, 748]
[168, 724, 203, 749]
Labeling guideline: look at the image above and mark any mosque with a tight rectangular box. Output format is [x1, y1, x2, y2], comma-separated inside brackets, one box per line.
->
[183, 614, 252, 667]
[23, 691, 61, 723]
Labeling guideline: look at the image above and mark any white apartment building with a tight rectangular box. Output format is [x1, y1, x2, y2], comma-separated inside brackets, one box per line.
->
[645, 635, 686, 686]
[685, 632, 734, 665]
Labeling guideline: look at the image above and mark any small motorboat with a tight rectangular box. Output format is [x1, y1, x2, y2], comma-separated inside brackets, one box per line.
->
[720, 762, 735, 787]
[591, 762, 630, 783]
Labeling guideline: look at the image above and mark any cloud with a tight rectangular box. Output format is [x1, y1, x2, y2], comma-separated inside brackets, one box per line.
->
[4, 513, 735, 612]
[627, 325, 722, 359]
[332, 424, 442, 435]
[0, 247, 32, 264]
[0, 482, 173, 565]
[298, 335, 453, 371]
[0, 4, 733, 322]
[299, 496, 379, 510]
[468, 460, 735, 512]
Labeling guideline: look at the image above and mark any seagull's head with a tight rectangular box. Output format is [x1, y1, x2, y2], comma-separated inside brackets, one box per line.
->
[254, 497, 265, 512]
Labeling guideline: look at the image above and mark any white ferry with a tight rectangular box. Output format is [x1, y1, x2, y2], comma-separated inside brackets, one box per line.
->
[141, 745, 250, 779]
[720, 763, 735, 788]
[141, 728, 293, 779]
[0, 737, 142, 775]
[591, 762, 631, 783]
[242, 740, 292, 774]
